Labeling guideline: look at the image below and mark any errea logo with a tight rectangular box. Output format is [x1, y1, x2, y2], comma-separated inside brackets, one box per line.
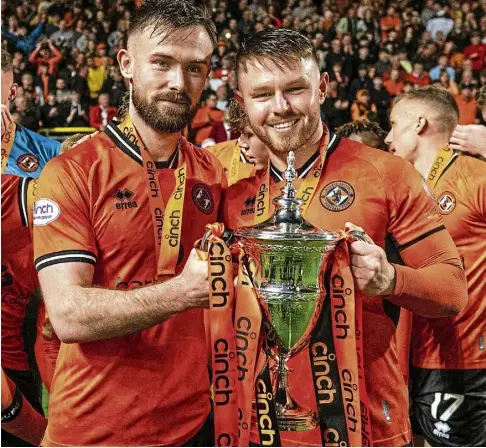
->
[113, 189, 138, 210]
[33, 199, 60, 226]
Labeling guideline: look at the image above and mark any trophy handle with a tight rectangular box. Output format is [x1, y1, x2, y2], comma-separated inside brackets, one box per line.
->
[348, 229, 374, 244]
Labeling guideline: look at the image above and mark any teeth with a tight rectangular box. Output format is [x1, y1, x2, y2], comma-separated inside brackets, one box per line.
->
[272, 120, 297, 129]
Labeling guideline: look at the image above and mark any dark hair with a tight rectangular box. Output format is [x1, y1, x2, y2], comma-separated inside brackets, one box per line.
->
[1, 49, 13, 72]
[128, 0, 217, 46]
[235, 28, 319, 78]
[335, 120, 387, 151]
[395, 86, 459, 134]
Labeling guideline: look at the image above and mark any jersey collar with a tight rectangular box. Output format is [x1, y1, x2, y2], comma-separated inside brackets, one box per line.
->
[269, 132, 340, 182]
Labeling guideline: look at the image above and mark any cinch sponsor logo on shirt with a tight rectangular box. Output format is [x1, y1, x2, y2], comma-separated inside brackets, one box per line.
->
[113, 189, 138, 210]
[256, 379, 276, 446]
[33, 198, 60, 226]
[331, 275, 352, 339]
[256, 183, 267, 217]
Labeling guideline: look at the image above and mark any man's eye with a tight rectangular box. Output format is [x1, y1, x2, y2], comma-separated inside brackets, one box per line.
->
[187, 65, 202, 74]
[254, 93, 271, 99]
[156, 60, 169, 67]
[287, 87, 304, 93]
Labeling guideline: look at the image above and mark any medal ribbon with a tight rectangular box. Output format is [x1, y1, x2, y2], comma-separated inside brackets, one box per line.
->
[228, 142, 242, 187]
[1, 121, 16, 173]
[426, 146, 456, 189]
[118, 115, 186, 277]
[253, 130, 330, 225]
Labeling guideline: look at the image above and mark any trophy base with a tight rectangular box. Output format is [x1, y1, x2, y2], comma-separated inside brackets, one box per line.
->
[276, 405, 319, 432]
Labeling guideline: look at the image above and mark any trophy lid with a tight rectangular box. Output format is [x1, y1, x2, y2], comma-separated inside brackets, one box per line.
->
[234, 151, 340, 243]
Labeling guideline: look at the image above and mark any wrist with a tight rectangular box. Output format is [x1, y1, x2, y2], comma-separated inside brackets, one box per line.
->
[382, 263, 396, 296]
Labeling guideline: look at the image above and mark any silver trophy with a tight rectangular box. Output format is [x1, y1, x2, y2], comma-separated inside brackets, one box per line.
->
[234, 152, 352, 431]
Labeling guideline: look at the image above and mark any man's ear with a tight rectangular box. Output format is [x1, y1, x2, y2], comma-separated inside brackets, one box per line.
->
[318, 72, 329, 104]
[8, 83, 18, 102]
[117, 48, 133, 81]
[234, 90, 246, 111]
[416, 116, 427, 135]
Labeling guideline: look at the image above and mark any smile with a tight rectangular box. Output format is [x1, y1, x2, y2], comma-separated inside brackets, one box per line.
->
[269, 119, 299, 130]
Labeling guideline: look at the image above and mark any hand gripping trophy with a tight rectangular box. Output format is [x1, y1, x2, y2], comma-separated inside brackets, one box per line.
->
[199, 152, 373, 447]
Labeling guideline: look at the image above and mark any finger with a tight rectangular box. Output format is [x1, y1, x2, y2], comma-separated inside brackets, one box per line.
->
[345, 221, 365, 233]
[449, 136, 464, 145]
[449, 143, 463, 152]
[349, 240, 376, 256]
[350, 265, 374, 281]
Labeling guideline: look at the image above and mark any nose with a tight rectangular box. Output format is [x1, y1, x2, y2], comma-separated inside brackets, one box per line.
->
[167, 65, 186, 92]
[384, 130, 392, 146]
[273, 91, 291, 115]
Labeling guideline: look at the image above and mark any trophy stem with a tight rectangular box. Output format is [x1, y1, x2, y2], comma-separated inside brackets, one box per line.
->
[272, 352, 318, 432]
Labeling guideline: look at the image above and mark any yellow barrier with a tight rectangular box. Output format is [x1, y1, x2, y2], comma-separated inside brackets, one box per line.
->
[39, 127, 96, 136]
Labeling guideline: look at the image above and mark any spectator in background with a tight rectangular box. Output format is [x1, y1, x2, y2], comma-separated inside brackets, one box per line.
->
[208, 108, 240, 144]
[65, 92, 89, 127]
[405, 62, 431, 86]
[54, 78, 72, 105]
[51, 19, 76, 51]
[437, 69, 459, 96]
[28, 39, 62, 76]
[375, 49, 391, 76]
[349, 64, 373, 101]
[370, 76, 391, 129]
[191, 93, 223, 146]
[321, 79, 350, 131]
[70, 64, 90, 106]
[351, 88, 377, 122]
[86, 56, 107, 103]
[35, 61, 56, 103]
[40, 91, 63, 128]
[12, 95, 39, 131]
[100, 66, 127, 109]
[2, 17, 46, 55]
[464, 32, 486, 73]
[384, 67, 405, 98]
[426, 7, 454, 40]
[455, 82, 479, 125]
[429, 54, 456, 82]
[216, 84, 229, 111]
[89, 92, 116, 130]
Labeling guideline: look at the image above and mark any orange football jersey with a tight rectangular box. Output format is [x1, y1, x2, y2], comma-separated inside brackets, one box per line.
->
[207, 139, 255, 185]
[33, 122, 226, 446]
[1, 175, 37, 371]
[221, 135, 463, 446]
[411, 154, 486, 370]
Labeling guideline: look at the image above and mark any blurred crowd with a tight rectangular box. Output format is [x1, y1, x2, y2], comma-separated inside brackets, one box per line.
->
[2, 0, 486, 139]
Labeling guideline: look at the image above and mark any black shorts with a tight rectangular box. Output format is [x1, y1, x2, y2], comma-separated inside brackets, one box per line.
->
[411, 367, 486, 447]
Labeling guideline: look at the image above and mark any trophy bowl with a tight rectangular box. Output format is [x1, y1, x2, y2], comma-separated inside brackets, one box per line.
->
[234, 152, 342, 432]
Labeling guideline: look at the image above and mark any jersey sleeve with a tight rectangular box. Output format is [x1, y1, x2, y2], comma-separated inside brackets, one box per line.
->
[33, 156, 97, 273]
[384, 160, 466, 316]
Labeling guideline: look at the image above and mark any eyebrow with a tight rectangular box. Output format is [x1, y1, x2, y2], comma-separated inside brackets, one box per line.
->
[249, 76, 309, 95]
[149, 53, 208, 65]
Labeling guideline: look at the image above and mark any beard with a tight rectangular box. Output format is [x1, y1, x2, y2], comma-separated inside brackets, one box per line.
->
[251, 112, 321, 154]
[132, 84, 198, 133]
